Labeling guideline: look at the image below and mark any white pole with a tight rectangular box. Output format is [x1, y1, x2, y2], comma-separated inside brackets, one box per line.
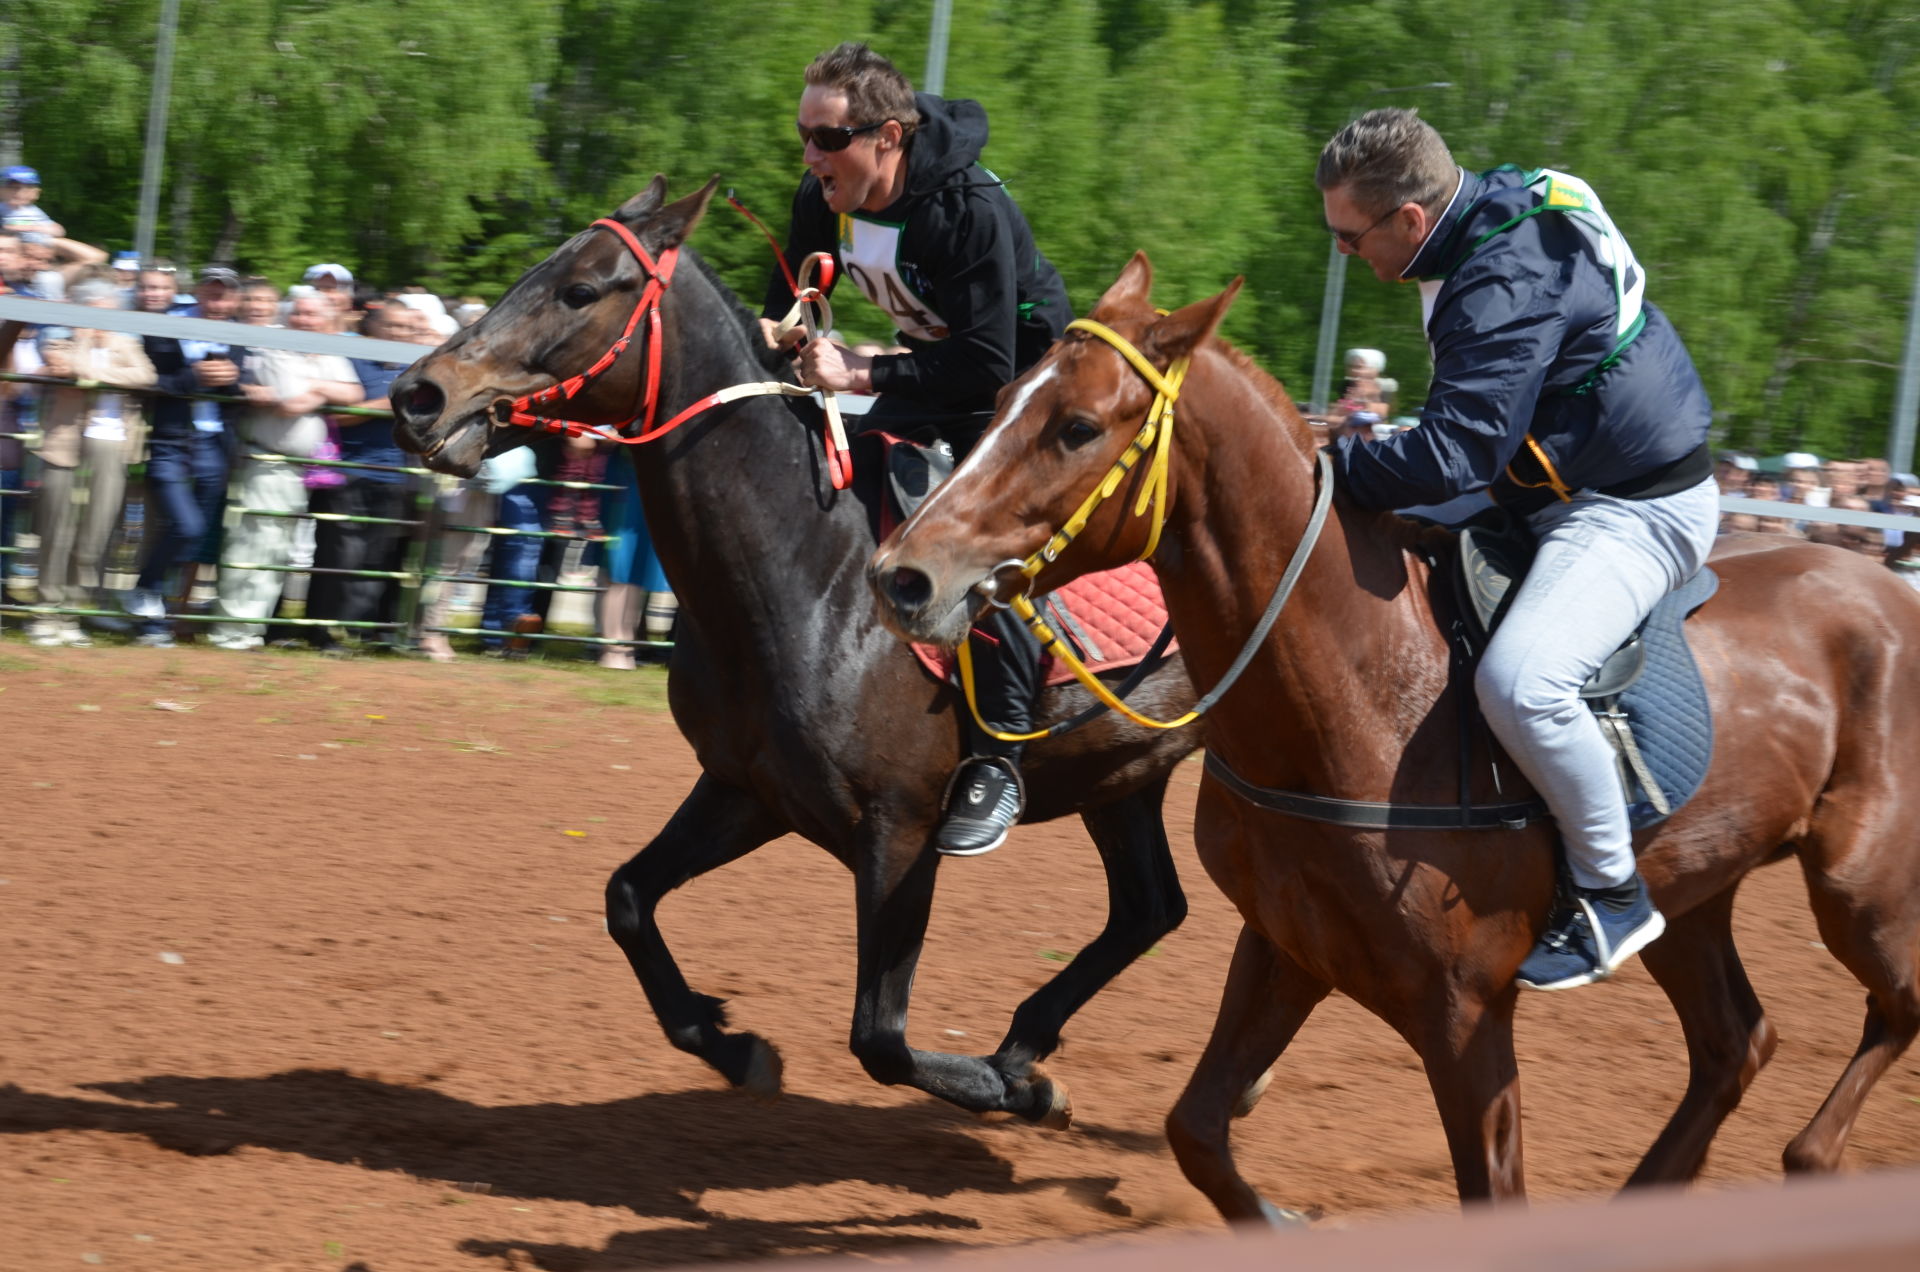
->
[924, 0, 953, 96]
[133, 0, 182, 264]
[1309, 239, 1347, 414]
[1892, 220, 1920, 475]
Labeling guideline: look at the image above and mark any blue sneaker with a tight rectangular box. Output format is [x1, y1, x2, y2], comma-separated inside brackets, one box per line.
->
[1516, 873, 1666, 992]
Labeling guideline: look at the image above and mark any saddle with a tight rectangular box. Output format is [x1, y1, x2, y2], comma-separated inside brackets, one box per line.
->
[856, 430, 1178, 690]
[1452, 511, 1717, 828]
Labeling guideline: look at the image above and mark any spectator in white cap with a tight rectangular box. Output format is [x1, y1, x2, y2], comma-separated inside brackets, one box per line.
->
[1781, 451, 1826, 508]
[302, 263, 356, 331]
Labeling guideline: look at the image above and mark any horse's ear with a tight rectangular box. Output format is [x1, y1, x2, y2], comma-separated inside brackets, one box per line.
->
[643, 175, 723, 251]
[615, 175, 670, 223]
[1144, 276, 1244, 363]
[1089, 252, 1154, 321]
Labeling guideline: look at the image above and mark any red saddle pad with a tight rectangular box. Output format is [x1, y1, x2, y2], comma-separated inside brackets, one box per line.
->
[912, 561, 1176, 688]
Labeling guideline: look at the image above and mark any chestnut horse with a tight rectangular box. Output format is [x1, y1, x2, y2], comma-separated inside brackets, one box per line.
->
[869, 252, 1920, 1220]
[384, 181, 1201, 1125]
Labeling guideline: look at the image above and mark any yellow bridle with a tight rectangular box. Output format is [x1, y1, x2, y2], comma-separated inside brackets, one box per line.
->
[956, 317, 1200, 738]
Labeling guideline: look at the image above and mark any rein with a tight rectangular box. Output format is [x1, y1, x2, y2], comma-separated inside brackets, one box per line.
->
[499, 212, 855, 490]
[957, 317, 1334, 739]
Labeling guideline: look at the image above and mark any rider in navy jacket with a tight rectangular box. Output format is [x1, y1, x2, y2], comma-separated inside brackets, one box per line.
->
[1318, 111, 1721, 995]
[1331, 164, 1713, 514]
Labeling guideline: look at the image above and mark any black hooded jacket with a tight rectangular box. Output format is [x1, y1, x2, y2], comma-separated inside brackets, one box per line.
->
[761, 93, 1070, 414]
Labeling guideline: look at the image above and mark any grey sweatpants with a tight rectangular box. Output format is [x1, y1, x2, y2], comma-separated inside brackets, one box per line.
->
[1474, 476, 1720, 890]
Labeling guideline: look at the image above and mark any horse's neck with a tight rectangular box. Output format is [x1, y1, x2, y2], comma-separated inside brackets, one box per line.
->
[626, 267, 871, 631]
[1163, 347, 1449, 788]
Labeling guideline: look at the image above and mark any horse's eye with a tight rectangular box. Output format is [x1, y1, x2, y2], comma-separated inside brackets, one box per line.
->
[1061, 417, 1102, 450]
[562, 282, 598, 308]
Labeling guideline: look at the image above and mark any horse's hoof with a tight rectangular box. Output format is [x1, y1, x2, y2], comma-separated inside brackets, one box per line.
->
[1030, 1071, 1073, 1130]
[1233, 1067, 1275, 1120]
[1257, 1198, 1311, 1228]
[741, 1036, 784, 1102]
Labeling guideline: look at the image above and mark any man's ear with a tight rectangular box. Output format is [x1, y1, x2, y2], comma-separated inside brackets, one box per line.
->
[614, 176, 670, 224]
[1143, 277, 1243, 364]
[642, 176, 722, 252]
[1088, 252, 1154, 322]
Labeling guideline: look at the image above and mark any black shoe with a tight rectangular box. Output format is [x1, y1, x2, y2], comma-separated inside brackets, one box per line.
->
[935, 757, 1024, 857]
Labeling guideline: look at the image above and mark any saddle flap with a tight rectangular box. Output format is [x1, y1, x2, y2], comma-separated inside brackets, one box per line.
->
[1579, 635, 1646, 699]
[1454, 512, 1534, 643]
[888, 434, 955, 520]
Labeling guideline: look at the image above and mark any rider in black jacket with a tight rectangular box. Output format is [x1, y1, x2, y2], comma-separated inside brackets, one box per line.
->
[761, 42, 1070, 856]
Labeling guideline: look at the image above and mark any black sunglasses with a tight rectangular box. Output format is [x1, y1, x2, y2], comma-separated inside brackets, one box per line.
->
[1327, 203, 1402, 250]
[797, 120, 885, 152]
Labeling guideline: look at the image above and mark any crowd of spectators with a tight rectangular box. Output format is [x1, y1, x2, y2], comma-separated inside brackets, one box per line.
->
[1714, 449, 1920, 588]
[0, 162, 677, 662]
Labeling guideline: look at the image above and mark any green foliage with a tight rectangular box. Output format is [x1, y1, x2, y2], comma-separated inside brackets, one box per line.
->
[2, 0, 1914, 455]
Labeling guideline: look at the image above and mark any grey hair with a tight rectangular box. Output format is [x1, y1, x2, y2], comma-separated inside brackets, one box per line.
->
[69, 277, 122, 306]
[1316, 108, 1456, 217]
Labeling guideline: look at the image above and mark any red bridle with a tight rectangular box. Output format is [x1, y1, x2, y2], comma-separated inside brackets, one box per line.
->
[503, 217, 679, 441]
[498, 214, 854, 489]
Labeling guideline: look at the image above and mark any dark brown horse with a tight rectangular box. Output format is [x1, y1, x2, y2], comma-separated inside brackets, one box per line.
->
[383, 181, 1201, 1125]
[869, 252, 1920, 1220]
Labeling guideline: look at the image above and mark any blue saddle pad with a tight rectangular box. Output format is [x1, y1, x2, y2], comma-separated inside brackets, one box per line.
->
[1618, 566, 1718, 828]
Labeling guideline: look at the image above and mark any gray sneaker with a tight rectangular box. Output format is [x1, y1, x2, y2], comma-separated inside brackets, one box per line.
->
[935, 757, 1025, 857]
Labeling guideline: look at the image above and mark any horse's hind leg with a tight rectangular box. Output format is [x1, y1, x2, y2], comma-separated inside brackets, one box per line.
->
[1782, 844, 1920, 1173]
[605, 774, 790, 1093]
[1167, 925, 1328, 1226]
[992, 778, 1187, 1079]
[1628, 887, 1776, 1186]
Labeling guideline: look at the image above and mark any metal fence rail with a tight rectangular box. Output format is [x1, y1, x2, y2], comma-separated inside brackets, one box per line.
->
[0, 369, 665, 653]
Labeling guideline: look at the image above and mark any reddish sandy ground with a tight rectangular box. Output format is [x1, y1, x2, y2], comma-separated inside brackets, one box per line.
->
[2, 643, 1916, 1271]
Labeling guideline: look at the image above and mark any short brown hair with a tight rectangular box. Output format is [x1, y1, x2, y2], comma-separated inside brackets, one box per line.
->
[1315, 108, 1456, 217]
[804, 42, 920, 134]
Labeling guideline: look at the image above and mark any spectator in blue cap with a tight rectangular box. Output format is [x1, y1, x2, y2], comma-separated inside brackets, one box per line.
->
[2, 166, 64, 237]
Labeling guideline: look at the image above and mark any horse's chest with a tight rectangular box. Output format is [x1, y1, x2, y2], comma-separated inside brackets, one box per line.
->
[839, 214, 950, 342]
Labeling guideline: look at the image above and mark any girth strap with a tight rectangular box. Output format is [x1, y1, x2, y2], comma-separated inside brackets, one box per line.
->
[1203, 751, 1549, 831]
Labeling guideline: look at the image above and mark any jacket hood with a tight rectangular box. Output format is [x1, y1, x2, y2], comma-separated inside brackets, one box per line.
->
[904, 92, 998, 196]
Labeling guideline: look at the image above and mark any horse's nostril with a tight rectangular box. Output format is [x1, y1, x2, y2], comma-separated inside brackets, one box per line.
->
[887, 567, 934, 613]
[394, 379, 445, 426]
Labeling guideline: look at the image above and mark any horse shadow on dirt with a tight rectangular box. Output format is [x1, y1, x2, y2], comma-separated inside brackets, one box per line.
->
[0, 1069, 1151, 1266]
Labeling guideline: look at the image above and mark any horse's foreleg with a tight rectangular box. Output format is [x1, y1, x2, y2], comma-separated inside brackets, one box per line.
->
[849, 831, 1069, 1123]
[1167, 925, 1328, 1226]
[1415, 987, 1526, 1205]
[1629, 888, 1775, 1186]
[605, 774, 790, 1092]
[993, 778, 1187, 1077]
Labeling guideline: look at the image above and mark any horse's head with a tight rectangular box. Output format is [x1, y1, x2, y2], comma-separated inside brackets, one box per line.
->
[389, 175, 721, 476]
[868, 252, 1241, 647]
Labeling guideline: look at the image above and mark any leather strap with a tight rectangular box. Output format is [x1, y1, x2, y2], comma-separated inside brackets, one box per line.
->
[1203, 751, 1548, 831]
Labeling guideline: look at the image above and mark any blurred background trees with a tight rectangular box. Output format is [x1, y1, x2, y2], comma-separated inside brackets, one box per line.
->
[2, 0, 1915, 456]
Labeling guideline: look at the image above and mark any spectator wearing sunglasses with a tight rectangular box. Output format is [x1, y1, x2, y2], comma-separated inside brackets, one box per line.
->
[757, 41, 1071, 858]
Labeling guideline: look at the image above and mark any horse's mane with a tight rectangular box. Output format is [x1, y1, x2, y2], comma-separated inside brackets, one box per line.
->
[1205, 334, 1439, 557]
[681, 248, 797, 379]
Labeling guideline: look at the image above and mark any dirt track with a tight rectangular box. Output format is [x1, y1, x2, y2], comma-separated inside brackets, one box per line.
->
[2, 644, 1916, 1271]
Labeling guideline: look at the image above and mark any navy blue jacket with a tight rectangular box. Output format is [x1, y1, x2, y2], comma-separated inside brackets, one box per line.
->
[1332, 166, 1712, 513]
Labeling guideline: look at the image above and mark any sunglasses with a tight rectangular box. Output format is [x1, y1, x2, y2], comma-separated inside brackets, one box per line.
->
[1326, 203, 1402, 250]
[797, 120, 884, 152]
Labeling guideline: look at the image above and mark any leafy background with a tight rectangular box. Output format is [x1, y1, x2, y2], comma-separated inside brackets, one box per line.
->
[4, 0, 1916, 457]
